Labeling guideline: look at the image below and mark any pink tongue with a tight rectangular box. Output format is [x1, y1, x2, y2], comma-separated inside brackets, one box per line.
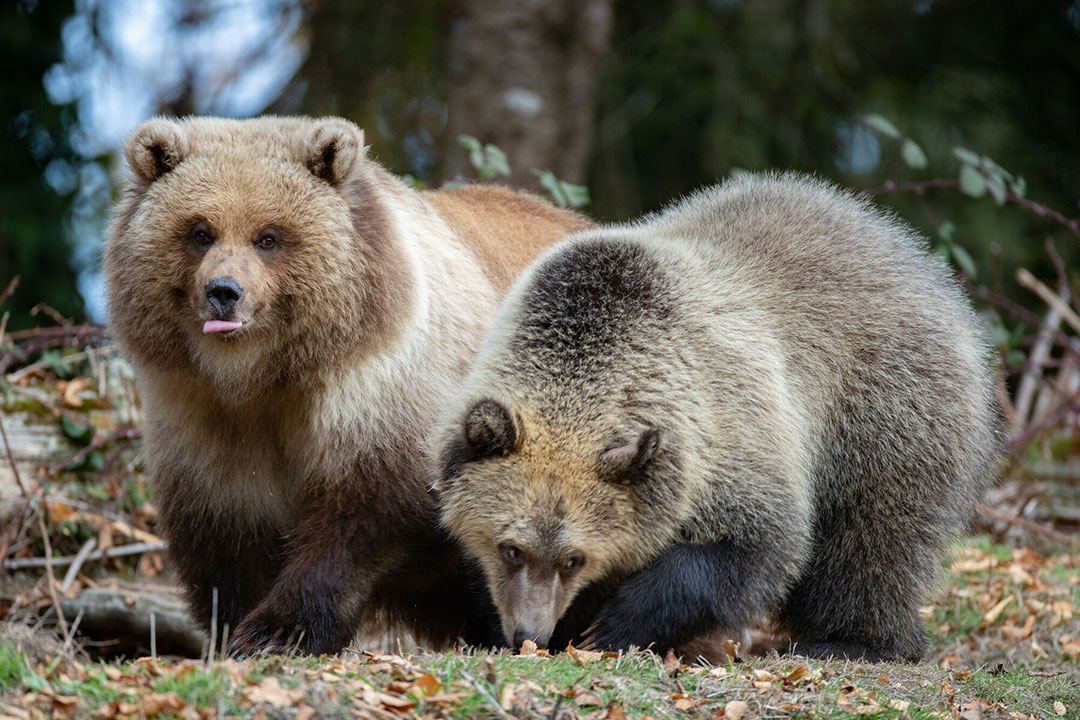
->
[203, 320, 243, 334]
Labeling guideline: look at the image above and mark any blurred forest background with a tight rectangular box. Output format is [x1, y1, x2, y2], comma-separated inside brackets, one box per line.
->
[3, 0, 1079, 332]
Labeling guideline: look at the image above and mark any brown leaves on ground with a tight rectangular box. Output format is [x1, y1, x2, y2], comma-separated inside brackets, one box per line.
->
[938, 544, 1079, 670]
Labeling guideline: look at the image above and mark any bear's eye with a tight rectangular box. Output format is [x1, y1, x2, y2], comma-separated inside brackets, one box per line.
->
[562, 554, 585, 574]
[499, 544, 524, 566]
[256, 233, 277, 250]
[191, 226, 213, 246]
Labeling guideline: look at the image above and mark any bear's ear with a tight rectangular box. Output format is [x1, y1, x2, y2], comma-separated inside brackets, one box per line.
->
[463, 399, 520, 461]
[598, 427, 662, 484]
[125, 119, 188, 184]
[300, 118, 366, 186]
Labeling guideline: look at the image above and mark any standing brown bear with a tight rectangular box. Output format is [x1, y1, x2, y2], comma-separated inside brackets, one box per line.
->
[434, 173, 1000, 661]
[105, 116, 590, 654]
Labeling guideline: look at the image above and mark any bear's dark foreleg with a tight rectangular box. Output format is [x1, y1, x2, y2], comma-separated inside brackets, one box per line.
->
[582, 537, 795, 654]
[159, 502, 284, 640]
[227, 490, 399, 655]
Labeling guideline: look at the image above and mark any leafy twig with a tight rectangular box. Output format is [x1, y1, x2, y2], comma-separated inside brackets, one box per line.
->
[47, 428, 142, 476]
[861, 178, 1080, 239]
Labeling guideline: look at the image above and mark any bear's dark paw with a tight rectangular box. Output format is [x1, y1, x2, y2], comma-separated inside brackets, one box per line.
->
[578, 596, 660, 653]
[228, 607, 302, 656]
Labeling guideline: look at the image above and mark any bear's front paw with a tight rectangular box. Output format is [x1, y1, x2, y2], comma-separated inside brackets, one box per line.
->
[228, 606, 300, 656]
[579, 593, 656, 652]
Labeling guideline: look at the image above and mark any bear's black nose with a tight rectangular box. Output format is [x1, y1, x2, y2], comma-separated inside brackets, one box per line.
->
[205, 276, 243, 318]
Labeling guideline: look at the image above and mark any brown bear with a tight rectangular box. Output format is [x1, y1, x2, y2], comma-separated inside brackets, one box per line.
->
[104, 115, 591, 654]
[433, 172, 1000, 662]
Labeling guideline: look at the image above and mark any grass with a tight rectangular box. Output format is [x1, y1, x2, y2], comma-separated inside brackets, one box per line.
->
[1, 537, 1077, 719]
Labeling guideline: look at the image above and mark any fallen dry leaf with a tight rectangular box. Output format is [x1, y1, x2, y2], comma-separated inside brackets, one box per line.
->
[519, 639, 538, 655]
[1054, 700, 1067, 716]
[724, 700, 749, 720]
[138, 693, 185, 716]
[244, 677, 304, 707]
[566, 642, 604, 666]
[981, 595, 1015, 627]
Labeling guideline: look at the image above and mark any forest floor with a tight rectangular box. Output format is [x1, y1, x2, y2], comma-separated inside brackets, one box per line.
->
[1, 535, 1078, 719]
[1, 323, 1079, 719]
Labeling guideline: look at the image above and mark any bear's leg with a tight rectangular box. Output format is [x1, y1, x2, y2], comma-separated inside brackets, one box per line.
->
[582, 535, 800, 653]
[777, 503, 934, 662]
[159, 502, 284, 637]
[228, 476, 446, 655]
[370, 542, 504, 649]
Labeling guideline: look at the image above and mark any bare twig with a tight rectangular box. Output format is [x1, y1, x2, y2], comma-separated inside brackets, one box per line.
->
[460, 670, 513, 720]
[7, 344, 120, 384]
[47, 428, 142, 476]
[1017, 268, 1080, 337]
[1012, 276, 1066, 429]
[977, 503, 1079, 548]
[36, 506, 72, 643]
[3, 541, 168, 570]
[60, 538, 98, 594]
[0, 276, 19, 308]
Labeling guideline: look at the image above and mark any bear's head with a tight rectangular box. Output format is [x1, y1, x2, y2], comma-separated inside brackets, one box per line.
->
[105, 116, 413, 398]
[438, 397, 676, 650]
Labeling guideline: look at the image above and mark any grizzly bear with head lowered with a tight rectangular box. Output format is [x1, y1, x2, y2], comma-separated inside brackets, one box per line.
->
[105, 116, 590, 654]
[434, 173, 1000, 661]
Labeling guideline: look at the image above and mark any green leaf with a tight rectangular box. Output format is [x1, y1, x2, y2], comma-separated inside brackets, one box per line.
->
[933, 243, 950, 263]
[60, 415, 91, 445]
[959, 164, 986, 198]
[85, 482, 109, 500]
[1006, 349, 1026, 368]
[900, 139, 927, 169]
[937, 221, 956, 243]
[533, 169, 568, 207]
[985, 173, 1007, 205]
[1010, 176, 1027, 197]
[949, 243, 977, 278]
[484, 144, 511, 177]
[952, 146, 981, 165]
[457, 135, 481, 153]
[559, 181, 591, 209]
[862, 114, 901, 140]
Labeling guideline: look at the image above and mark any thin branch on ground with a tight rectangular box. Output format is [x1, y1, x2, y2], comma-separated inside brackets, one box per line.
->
[3, 540, 168, 570]
[977, 503, 1080, 548]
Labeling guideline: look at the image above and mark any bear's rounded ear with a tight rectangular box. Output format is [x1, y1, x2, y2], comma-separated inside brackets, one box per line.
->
[125, 119, 188, 184]
[300, 118, 366, 186]
[598, 427, 662, 484]
[463, 399, 520, 461]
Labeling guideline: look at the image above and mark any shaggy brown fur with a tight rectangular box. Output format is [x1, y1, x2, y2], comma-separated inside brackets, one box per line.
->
[434, 173, 1000, 662]
[104, 115, 590, 654]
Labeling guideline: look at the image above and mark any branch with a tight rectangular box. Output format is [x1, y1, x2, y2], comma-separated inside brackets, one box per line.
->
[3, 541, 168, 570]
[861, 178, 1080, 240]
[977, 503, 1079, 548]
[47, 428, 142, 476]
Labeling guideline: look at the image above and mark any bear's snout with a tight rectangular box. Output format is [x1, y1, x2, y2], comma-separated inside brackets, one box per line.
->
[206, 276, 244, 318]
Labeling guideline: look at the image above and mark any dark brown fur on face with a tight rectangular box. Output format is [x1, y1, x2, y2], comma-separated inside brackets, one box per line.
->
[105, 115, 591, 654]
[435, 173, 1001, 662]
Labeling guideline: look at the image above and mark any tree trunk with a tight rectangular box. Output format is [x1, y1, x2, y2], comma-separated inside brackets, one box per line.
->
[441, 0, 614, 188]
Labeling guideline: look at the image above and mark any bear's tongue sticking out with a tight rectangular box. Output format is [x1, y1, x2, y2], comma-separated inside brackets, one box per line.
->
[203, 320, 244, 334]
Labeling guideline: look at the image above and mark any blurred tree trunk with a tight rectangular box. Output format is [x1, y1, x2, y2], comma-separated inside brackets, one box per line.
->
[440, 0, 613, 187]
